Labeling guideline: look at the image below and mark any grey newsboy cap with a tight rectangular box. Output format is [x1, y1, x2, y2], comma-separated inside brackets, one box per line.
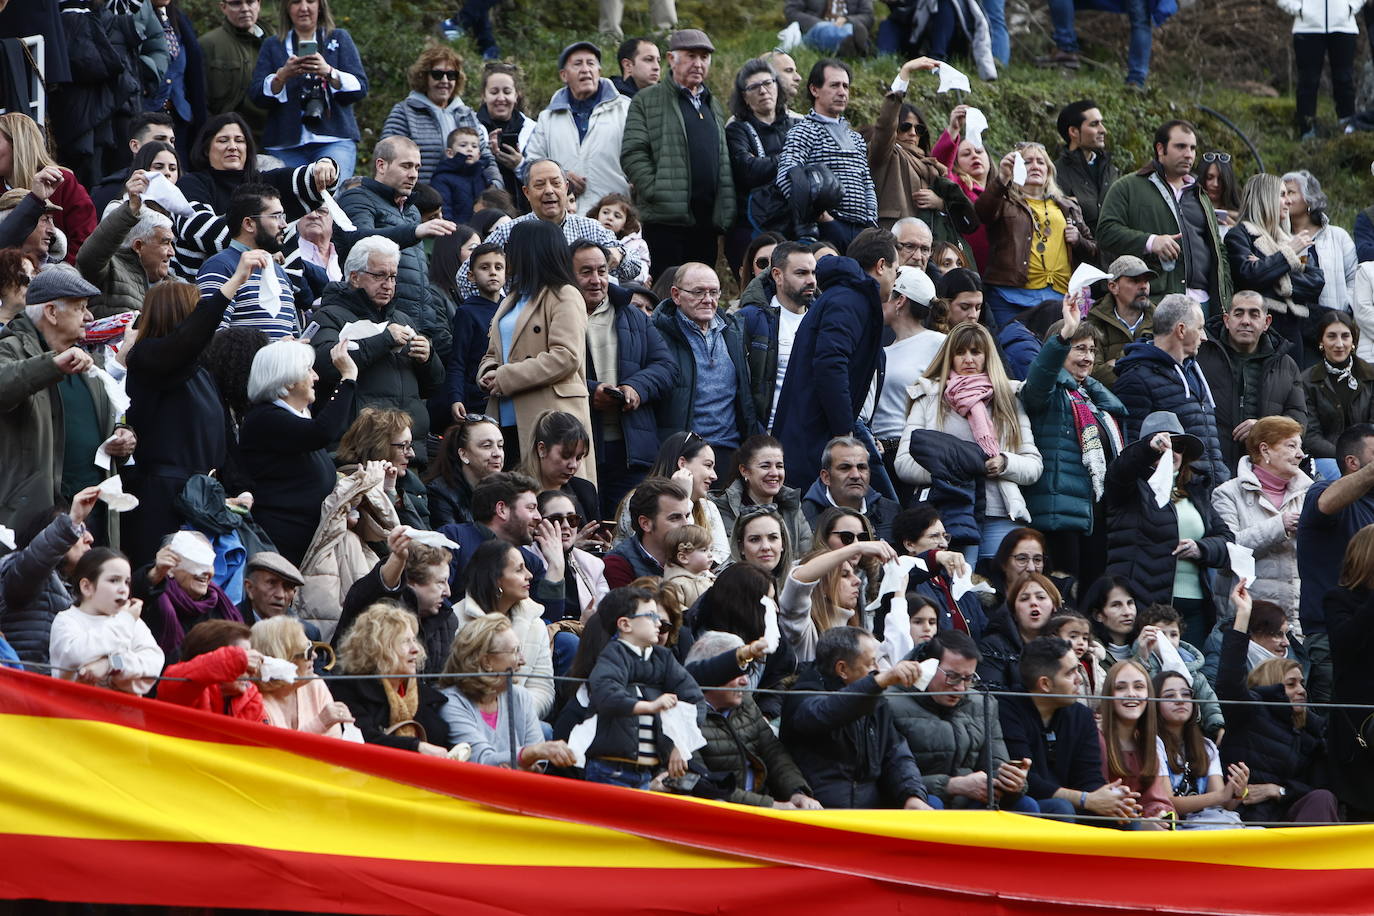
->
[26, 263, 100, 305]
[669, 28, 715, 51]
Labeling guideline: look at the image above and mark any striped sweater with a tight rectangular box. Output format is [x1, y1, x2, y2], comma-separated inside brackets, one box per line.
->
[776, 112, 878, 228]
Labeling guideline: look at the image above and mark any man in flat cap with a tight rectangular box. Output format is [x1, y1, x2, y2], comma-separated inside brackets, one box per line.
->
[621, 28, 734, 269]
[0, 263, 135, 532]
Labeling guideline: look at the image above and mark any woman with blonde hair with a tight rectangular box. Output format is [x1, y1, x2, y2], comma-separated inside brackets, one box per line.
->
[777, 540, 898, 663]
[974, 140, 1097, 329]
[437, 613, 577, 769]
[250, 615, 354, 738]
[336, 406, 428, 529]
[331, 603, 452, 755]
[0, 112, 97, 258]
[894, 321, 1042, 568]
[1224, 172, 1325, 365]
[1211, 416, 1311, 632]
[382, 46, 499, 185]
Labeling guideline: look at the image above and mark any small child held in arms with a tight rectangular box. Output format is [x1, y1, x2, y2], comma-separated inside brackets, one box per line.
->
[661, 524, 715, 611]
[432, 126, 492, 224]
[585, 586, 706, 790]
[1047, 609, 1106, 707]
[590, 192, 650, 284]
[447, 242, 505, 421]
[1135, 603, 1224, 739]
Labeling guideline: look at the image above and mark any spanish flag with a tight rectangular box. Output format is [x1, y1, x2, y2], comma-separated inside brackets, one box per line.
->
[0, 667, 1370, 914]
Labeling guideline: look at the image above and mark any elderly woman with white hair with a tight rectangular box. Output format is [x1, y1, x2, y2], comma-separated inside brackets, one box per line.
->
[239, 337, 359, 566]
[308, 234, 446, 459]
[75, 170, 177, 318]
[1282, 170, 1355, 319]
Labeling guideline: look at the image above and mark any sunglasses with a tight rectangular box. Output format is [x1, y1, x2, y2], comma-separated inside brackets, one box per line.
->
[429, 69, 460, 81]
[754, 256, 771, 271]
[897, 122, 921, 134]
[833, 530, 871, 546]
[544, 512, 583, 528]
[1201, 151, 1231, 163]
[462, 413, 498, 425]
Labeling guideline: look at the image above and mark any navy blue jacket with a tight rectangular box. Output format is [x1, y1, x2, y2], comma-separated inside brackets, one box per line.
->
[250, 29, 368, 147]
[587, 284, 678, 469]
[773, 255, 886, 488]
[1112, 341, 1230, 488]
[431, 155, 487, 224]
[997, 320, 1042, 381]
[650, 300, 758, 446]
[999, 694, 1106, 800]
[799, 478, 900, 543]
[446, 294, 500, 414]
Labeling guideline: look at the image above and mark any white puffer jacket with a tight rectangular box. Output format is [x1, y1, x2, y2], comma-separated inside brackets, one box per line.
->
[1277, 0, 1359, 33]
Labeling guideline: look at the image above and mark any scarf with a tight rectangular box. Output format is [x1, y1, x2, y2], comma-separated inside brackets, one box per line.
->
[155, 577, 243, 657]
[382, 678, 421, 738]
[1241, 221, 1306, 317]
[407, 91, 459, 143]
[944, 373, 1000, 458]
[1325, 356, 1358, 391]
[1067, 387, 1123, 500]
[1252, 463, 1289, 510]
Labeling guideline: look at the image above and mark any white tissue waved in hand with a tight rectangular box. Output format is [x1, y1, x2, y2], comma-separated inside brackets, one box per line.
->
[936, 63, 971, 94]
[659, 701, 706, 761]
[143, 172, 193, 217]
[761, 596, 780, 653]
[96, 474, 139, 513]
[951, 565, 995, 601]
[400, 526, 461, 550]
[567, 685, 596, 767]
[0, 525, 14, 550]
[321, 190, 356, 232]
[257, 655, 298, 683]
[169, 530, 217, 574]
[1226, 542, 1255, 589]
[1012, 151, 1028, 186]
[1068, 263, 1113, 300]
[964, 107, 989, 149]
[1148, 454, 1174, 509]
[338, 319, 389, 351]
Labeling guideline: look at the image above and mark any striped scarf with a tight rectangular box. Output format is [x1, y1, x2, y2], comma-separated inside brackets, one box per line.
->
[1067, 388, 1122, 500]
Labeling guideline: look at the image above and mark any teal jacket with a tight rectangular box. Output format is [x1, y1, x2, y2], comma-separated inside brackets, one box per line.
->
[1021, 334, 1126, 534]
[621, 77, 735, 231]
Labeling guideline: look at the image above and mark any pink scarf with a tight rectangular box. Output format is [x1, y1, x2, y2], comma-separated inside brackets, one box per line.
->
[944, 373, 1000, 458]
[1253, 463, 1289, 510]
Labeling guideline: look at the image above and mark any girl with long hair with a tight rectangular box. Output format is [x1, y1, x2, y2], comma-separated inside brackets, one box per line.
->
[1097, 659, 1176, 829]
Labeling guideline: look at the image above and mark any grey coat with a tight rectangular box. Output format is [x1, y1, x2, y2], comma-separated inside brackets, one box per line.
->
[0, 513, 81, 664]
[885, 687, 1017, 807]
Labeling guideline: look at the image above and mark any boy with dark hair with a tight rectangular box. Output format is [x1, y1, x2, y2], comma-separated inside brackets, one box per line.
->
[1136, 603, 1224, 738]
[446, 242, 505, 419]
[432, 126, 491, 223]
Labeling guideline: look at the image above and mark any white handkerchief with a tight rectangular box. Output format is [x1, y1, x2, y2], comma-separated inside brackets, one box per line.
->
[96, 474, 139, 512]
[882, 587, 916, 668]
[84, 365, 130, 417]
[1068, 262, 1113, 299]
[761, 596, 780, 653]
[258, 655, 297, 683]
[1012, 151, 1027, 186]
[567, 685, 597, 767]
[93, 434, 121, 471]
[936, 62, 971, 94]
[950, 565, 995, 601]
[913, 657, 940, 692]
[401, 526, 460, 550]
[257, 263, 287, 320]
[0, 525, 14, 550]
[1227, 542, 1256, 588]
[170, 529, 217, 574]
[964, 107, 989, 149]
[1153, 635, 1190, 679]
[339, 318, 389, 351]
[321, 189, 356, 232]
[340, 722, 365, 743]
[776, 20, 803, 51]
[659, 702, 706, 761]
[143, 171, 193, 217]
[1148, 453, 1174, 508]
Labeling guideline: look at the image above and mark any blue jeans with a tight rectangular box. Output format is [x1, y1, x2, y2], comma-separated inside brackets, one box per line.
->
[552, 629, 579, 676]
[1035, 796, 1076, 819]
[270, 138, 358, 180]
[805, 21, 854, 52]
[584, 758, 654, 790]
[980, 0, 1009, 63]
[1048, 0, 1079, 52]
[1123, 0, 1153, 85]
[459, 0, 500, 54]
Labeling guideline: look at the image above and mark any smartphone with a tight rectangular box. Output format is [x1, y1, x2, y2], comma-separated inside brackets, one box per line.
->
[298, 40, 318, 56]
[605, 386, 626, 402]
[301, 320, 320, 342]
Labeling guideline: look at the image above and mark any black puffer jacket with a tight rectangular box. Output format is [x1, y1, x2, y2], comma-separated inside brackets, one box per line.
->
[1113, 341, 1230, 488]
[1216, 626, 1328, 823]
[781, 667, 929, 808]
[1195, 320, 1307, 472]
[975, 606, 1027, 693]
[699, 694, 812, 808]
[1103, 438, 1233, 606]
[0, 514, 80, 664]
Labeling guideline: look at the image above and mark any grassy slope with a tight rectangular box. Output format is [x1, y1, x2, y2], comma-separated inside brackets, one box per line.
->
[182, 0, 1374, 226]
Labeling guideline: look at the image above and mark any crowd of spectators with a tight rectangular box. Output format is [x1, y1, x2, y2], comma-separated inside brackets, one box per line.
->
[2, 0, 1374, 834]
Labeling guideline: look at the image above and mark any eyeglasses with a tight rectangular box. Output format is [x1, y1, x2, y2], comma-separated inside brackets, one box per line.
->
[1069, 344, 1097, 356]
[544, 512, 583, 527]
[1202, 151, 1231, 163]
[1011, 553, 1045, 567]
[391, 441, 415, 453]
[939, 667, 981, 687]
[744, 79, 776, 93]
[754, 256, 771, 271]
[429, 69, 460, 81]
[896, 241, 933, 254]
[833, 530, 871, 546]
[359, 269, 399, 284]
[680, 287, 721, 301]
[897, 122, 921, 134]
[252, 212, 288, 224]
[627, 611, 659, 621]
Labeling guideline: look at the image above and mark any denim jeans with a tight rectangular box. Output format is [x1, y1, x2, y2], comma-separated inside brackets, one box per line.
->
[1123, 0, 1153, 85]
[270, 138, 358, 180]
[585, 758, 654, 790]
[1035, 796, 1077, 819]
[805, 21, 855, 52]
[1047, 0, 1079, 52]
[980, 0, 1009, 63]
[459, 0, 500, 54]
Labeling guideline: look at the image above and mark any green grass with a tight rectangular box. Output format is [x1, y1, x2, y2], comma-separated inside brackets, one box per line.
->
[181, 0, 1374, 226]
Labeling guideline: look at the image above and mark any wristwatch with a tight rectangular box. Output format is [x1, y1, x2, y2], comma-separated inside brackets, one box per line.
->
[1277, 786, 1287, 799]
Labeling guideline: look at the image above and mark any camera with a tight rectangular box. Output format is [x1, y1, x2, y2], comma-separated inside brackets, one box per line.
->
[301, 76, 328, 128]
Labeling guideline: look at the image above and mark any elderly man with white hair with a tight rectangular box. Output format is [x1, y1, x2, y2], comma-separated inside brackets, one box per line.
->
[240, 337, 359, 565]
[308, 235, 444, 457]
[891, 217, 933, 269]
[75, 170, 176, 318]
[0, 264, 136, 531]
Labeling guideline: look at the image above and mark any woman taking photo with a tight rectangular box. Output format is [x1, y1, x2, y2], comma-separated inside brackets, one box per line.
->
[1302, 312, 1374, 479]
[425, 416, 505, 528]
[1211, 417, 1311, 633]
[517, 410, 599, 531]
[1225, 173, 1324, 366]
[49, 548, 163, 695]
[1156, 670, 1250, 828]
[1022, 299, 1125, 581]
[1196, 151, 1241, 230]
[451, 539, 556, 719]
[477, 219, 590, 471]
[1098, 659, 1177, 829]
[894, 321, 1042, 568]
[1103, 413, 1232, 648]
[251, 0, 368, 177]
[251, 615, 354, 737]
[239, 338, 358, 566]
[712, 434, 811, 558]
[383, 46, 497, 185]
[977, 572, 1059, 691]
[974, 141, 1097, 329]
[475, 62, 535, 206]
[335, 407, 429, 531]
[724, 60, 791, 280]
[122, 257, 270, 565]
[333, 603, 452, 755]
[0, 113, 97, 259]
[931, 104, 991, 271]
[538, 490, 607, 625]
[438, 613, 577, 769]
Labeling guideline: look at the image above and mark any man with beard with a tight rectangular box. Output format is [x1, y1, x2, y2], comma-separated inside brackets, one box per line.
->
[738, 241, 818, 431]
[196, 182, 301, 339]
[1086, 255, 1156, 386]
